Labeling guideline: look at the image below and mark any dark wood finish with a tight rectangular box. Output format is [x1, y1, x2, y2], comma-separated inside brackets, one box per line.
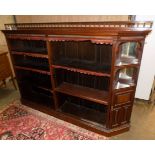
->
[55, 82, 109, 105]
[6, 34, 46, 40]
[46, 41, 59, 109]
[52, 65, 111, 77]
[15, 65, 51, 75]
[2, 21, 152, 136]
[11, 51, 48, 59]
[0, 51, 17, 89]
[59, 101, 106, 125]
[113, 90, 134, 107]
[21, 98, 130, 137]
[37, 85, 53, 93]
[110, 105, 132, 128]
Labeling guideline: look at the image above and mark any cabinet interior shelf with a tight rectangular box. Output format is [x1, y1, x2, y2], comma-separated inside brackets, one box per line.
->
[37, 85, 53, 93]
[18, 80, 52, 93]
[59, 101, 107, 127]
[52, 65, 111, 77]
[15, 66, 51, 75]
[115, 63, 139, 68]
[55, 82, 109, 105]
[115, 82, 135, 89]
[11, 51, 48, 59]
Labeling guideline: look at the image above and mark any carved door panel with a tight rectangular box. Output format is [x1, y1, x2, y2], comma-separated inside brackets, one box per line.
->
[110, 105, 132, 128]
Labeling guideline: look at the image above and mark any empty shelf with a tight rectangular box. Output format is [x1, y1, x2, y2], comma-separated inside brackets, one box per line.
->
[12, 51, 48, 59]
[15, 66, 51, 75]
[52, 65, 111, 77]
[59, 101, 107, 126]
[55, 82, 109, 105]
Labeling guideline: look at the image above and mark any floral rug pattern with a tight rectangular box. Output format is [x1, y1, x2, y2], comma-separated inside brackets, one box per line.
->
[0, 101, 108, 140]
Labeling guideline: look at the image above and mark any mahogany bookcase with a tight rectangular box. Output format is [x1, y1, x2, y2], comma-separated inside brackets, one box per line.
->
[2, 21, 152, 136]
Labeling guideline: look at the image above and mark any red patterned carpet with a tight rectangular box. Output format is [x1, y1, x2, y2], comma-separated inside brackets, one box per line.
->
[0, 101, 108, 140]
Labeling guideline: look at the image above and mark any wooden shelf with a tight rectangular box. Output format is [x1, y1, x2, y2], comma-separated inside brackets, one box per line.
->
[55, 82, 109, 105]
[37, 85, 53, 93]
[52, 65, 111, 77]
[15, 66, 51, 75]
[115, 63, 139, 69]
[18, 79, 53, 93]
[12, 51, 48, 59]
[115, 82, 135, 90]
[59, 101, 107, 126]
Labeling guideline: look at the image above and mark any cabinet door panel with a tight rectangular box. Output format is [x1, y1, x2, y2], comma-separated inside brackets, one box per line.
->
[110, 105, 132, 128]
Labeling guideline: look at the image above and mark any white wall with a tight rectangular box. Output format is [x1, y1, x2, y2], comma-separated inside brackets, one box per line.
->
[0, 15, 14, 50]
[15, 15, 129, 23]
[135, 15, 155, 100]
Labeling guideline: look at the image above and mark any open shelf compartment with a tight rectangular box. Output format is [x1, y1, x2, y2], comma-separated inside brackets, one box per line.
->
[18, 81, 54, 109]
[52, 41, 112, 74]
[57, 93, 107, 127]
[16, 69, 52, 90]
[12, 54, 50, 71]
[54, 68, 110, 104]
[9, 39, 47, 54]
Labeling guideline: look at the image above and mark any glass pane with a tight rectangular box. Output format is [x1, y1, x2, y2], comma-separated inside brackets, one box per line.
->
[119, 68, 134, 83]
[115, 68, 136, 89]
[121, 42, 137, 57]
[116, 42, 139, 65]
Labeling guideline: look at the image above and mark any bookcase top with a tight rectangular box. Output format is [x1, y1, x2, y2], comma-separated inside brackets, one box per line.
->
[2, 21, 153, 36]
[4, 21, 153, 29]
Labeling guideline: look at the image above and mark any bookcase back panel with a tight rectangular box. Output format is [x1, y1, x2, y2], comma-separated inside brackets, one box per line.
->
[18, 81, 54, 108]
[52, 41, 112, 73]
[58, 93, 107, 125]
[9, 39, 47, 54]
[13, 55, 49, 71]
[55, 68, 110, 91]
[16, 70, 52, 89]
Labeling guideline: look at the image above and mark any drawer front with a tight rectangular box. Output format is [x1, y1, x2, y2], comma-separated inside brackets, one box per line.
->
[113, 90, 134, 107]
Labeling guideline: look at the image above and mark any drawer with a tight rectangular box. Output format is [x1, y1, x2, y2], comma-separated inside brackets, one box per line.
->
[113, 90, 134, 106]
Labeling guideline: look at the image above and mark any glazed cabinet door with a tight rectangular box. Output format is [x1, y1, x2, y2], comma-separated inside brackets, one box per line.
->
[115, 41, 141, 66]
[114, 41, 142, 90]
[109, 40, 144, 129]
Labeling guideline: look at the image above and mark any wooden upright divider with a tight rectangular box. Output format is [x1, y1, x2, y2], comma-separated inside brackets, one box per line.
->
[46, 39, 59, 109]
